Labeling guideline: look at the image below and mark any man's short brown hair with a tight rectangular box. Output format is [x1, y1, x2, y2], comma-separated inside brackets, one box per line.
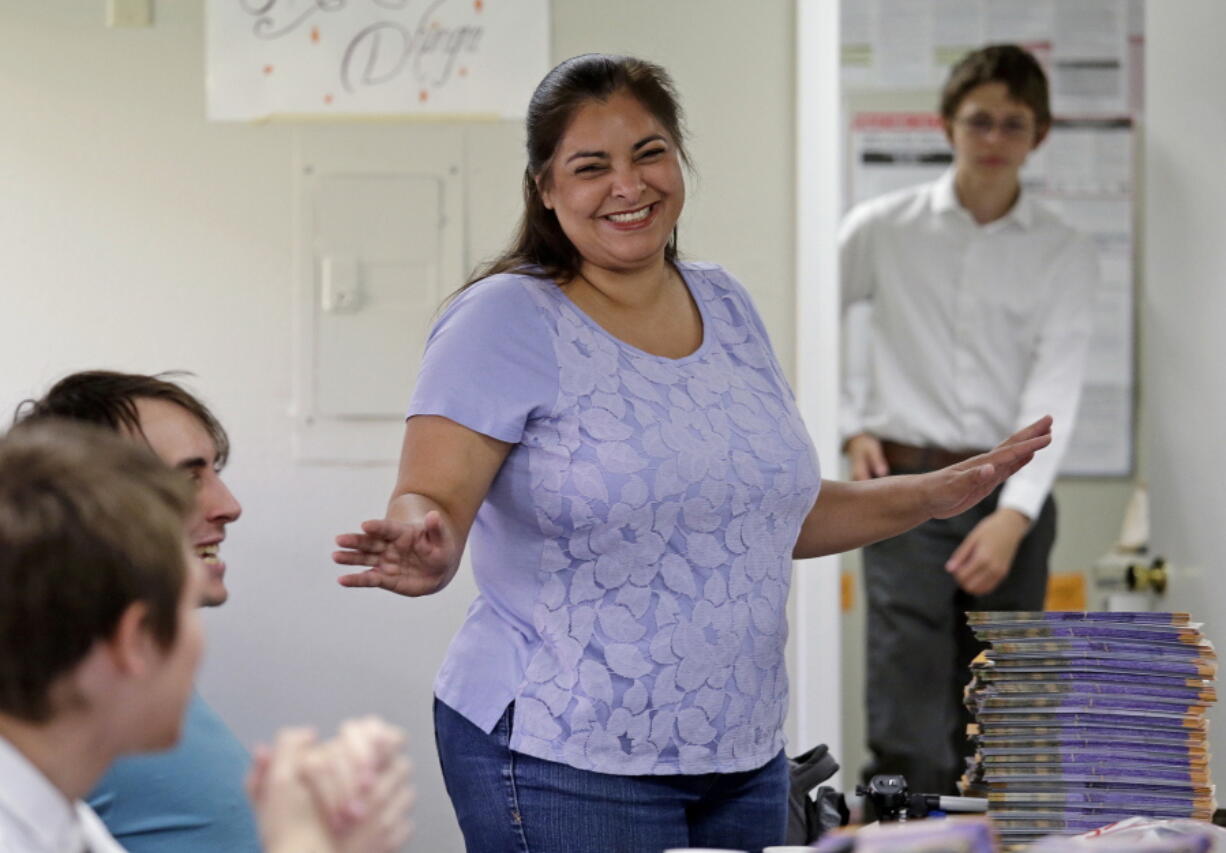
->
[940, 44, 1052, 131]
[0, 420, 194, 722]
[14, 370, 230, 468]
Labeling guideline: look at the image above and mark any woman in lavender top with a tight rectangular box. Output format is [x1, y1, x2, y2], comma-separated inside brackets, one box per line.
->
[333, 54, 1051, 853]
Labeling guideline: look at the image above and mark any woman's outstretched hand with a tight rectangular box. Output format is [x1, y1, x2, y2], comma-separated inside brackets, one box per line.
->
[920, 415, 1053, 520]
[333, 510, 460, 597]
[792, 417, 1053, 561]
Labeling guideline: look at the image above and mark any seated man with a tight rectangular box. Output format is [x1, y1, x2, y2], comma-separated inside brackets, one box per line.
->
[16, 371, 258, 850]
[15, 372, 414, 851]
[0, 422, 412, 852]
[0, 421, 222, 850]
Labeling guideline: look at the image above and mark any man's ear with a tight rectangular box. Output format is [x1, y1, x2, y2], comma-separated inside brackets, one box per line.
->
[1032, 121, 1051, 150]
[942, 119, 955, 147]
[105, 602, 156, 678]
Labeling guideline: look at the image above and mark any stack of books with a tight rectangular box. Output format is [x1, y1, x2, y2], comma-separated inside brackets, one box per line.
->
[961, 611, 1216, 849]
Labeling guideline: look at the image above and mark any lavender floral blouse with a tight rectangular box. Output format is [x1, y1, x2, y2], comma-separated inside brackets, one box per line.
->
[411, 262, 821, 775]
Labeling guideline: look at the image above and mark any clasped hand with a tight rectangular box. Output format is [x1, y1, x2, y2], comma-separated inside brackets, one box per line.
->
[247, 716, 414, 853]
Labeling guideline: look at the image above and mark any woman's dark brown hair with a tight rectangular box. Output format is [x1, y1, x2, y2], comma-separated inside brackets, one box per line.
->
[463, 53, 691, 291]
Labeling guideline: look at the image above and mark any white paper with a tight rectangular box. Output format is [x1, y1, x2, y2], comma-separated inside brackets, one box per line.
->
[984, 0, 1053, 45]
[847, 112, 950, 209]
[841, 0, 876, 87]
[1040, 119, 1133, 194]
[875, 0, 935, 88]
[1061, 384, 1133, 476]
[1051, 0, 1128, 115]
[1033, 191, 1134, 466]
[206, 0, 550, 121]
[932, 0, 985, 73]
[841, 0, 1139, 117]
[1082, 273, 1134, 387]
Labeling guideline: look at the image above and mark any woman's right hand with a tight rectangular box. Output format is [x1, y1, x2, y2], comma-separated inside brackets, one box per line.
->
[333, 509, 461, 597]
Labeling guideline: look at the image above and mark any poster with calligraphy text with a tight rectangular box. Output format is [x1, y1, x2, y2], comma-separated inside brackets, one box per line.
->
[207, 0, 550, 121]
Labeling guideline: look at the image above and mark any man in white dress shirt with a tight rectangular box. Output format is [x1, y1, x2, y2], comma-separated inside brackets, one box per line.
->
[0, 421, 201, 852]
[840, 44, 1098, 795]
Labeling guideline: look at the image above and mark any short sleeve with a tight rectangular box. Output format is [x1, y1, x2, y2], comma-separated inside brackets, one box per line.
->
[407, 275, 559, 443]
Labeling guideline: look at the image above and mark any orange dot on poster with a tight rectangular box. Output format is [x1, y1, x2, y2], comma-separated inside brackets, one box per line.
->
[324, 94, 334, 105]
[262, 64, 274, 75]
[431, 19, 440, 29]
[310, 26, 320, 43]
[459, 67, 469, 77]
[474, 0, 484, 11]
[419, 89, 429, 103]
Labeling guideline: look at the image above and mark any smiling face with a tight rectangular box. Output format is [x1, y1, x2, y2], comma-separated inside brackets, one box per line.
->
[539, 91, 686, 276]
[945, 81, 1044, 184]
[131, 398, 242, 607]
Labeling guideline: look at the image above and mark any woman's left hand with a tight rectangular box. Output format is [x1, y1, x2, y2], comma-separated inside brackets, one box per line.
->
[791, 416, 1052, 561]
[919, 416, 1052, 520]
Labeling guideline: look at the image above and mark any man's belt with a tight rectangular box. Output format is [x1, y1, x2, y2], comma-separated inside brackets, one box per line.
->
[880, 440, 986, 472]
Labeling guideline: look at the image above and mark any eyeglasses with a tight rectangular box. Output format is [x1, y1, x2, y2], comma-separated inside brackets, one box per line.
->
[955, 114, 1035, 139]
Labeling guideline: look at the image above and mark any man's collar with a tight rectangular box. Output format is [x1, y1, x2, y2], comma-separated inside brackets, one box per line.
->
[1005, 184, 1036, 229]
[0, 733, 86, 852]
[931, 169, 1036, 230]
[931, 169, 961, 216]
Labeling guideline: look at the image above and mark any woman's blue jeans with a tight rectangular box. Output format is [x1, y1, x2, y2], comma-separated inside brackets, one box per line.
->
[434, 698, 789, 853]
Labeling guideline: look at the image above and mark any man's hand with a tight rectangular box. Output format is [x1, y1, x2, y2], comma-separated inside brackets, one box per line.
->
[247, 728, 332, 853]
[300, 717, 414, 853]
[946, 507, 1031, 596]
[247, 718, 414, 853]
[845, 433, 890, 480]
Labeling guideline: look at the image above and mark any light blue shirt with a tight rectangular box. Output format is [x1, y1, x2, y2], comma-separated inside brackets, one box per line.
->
[87, 691, 260, 852]
[413, 262, 822, 776]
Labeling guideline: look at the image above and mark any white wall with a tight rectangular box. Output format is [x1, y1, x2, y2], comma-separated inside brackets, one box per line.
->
[1144, 0, 1226, 789]
[0, 3, 801, 850]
